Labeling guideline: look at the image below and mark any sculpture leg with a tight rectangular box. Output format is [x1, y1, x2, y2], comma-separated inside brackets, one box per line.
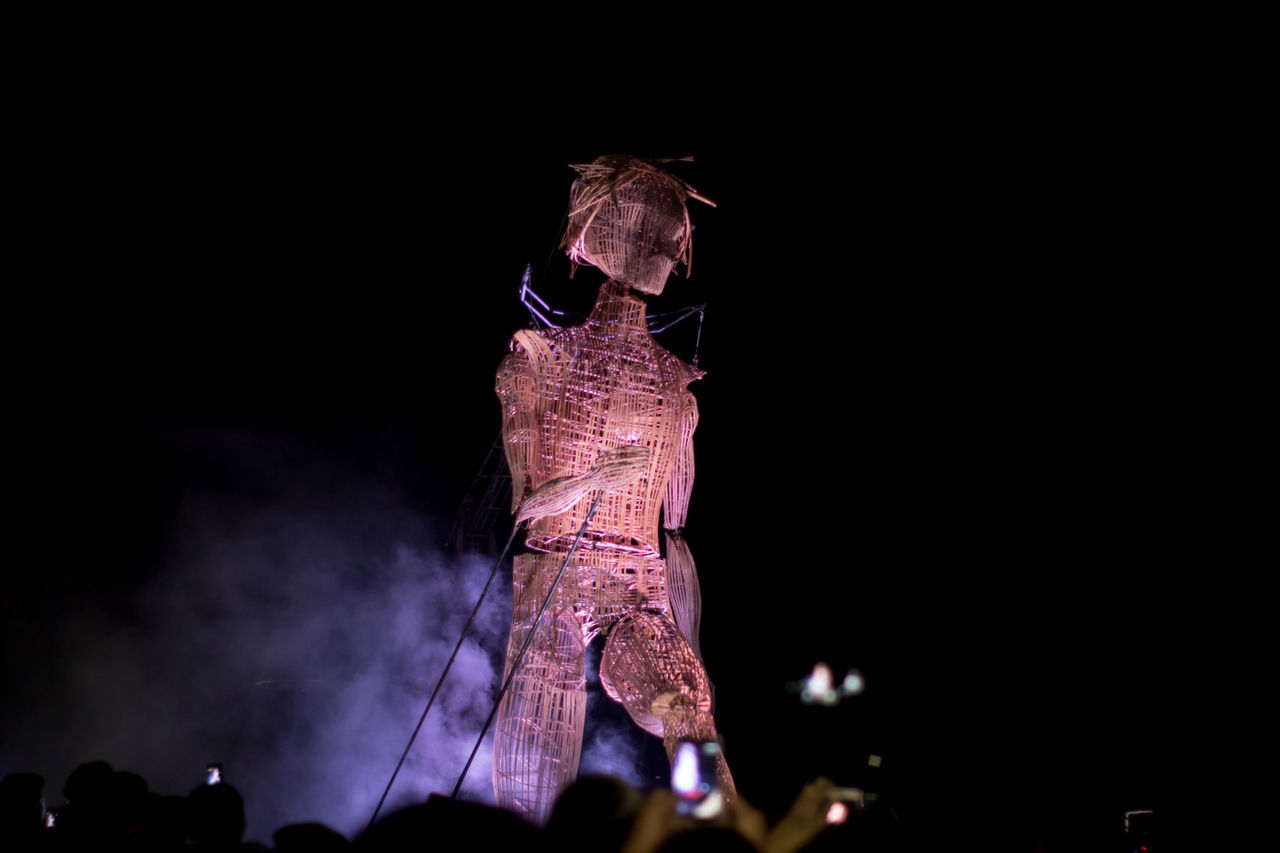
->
[492, 602, 587, 824]
[599, 609, 735, 798]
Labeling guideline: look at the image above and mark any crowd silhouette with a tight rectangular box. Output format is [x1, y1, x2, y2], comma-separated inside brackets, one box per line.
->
[4, 755, 1173, 851]
[2, 760, 914, 852]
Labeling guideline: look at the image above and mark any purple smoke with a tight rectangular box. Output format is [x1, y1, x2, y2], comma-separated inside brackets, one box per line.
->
[1, 423, 656, 843]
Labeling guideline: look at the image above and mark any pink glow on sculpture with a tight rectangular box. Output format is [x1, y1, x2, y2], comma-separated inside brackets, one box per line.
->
[492, 156, 731, 823]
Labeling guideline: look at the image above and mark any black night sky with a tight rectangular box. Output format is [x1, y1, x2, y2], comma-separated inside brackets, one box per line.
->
[4, 66, 1200, 846]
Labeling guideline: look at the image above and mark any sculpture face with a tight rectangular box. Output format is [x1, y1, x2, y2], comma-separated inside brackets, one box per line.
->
[564, 157, 692, 295]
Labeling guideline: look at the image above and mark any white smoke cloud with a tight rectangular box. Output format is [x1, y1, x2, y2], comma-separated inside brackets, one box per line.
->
[1, 425, 511, 844]
[2, 422, 673, 843]
[579, 725, 649, 788]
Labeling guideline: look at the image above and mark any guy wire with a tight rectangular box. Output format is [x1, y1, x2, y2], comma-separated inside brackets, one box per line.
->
[367, 521, 523, 831]
[450, 491, 604, 800]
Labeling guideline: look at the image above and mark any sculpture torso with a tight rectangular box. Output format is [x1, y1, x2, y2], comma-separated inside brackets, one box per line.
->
[499, 281, 702, 557]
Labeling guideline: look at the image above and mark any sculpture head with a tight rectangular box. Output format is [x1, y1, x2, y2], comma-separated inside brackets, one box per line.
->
[561, 155, 713, 295]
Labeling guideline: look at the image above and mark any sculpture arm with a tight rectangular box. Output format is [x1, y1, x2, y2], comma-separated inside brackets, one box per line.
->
[664, 531, 703, 659]
[496, 344, 541, 515]
[662, 392, 699, 532]
[663, 392, 702, 656]
[515, 446, 649, 524]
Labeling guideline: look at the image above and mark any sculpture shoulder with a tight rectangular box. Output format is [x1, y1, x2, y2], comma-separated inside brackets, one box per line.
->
[499, 328, 561, 377]
[495, 328, 580, 395]
[502, 324, 703, 388]
[656, 345, 705, 390]
[509, 328, 556, 359]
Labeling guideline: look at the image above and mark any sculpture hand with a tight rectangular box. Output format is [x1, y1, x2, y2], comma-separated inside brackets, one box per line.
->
[514, 475, 584, 524]
[514, 446, 650, 524]
[589, 445, 651, 490]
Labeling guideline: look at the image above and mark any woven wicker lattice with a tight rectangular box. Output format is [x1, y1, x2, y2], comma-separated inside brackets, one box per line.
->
[497, 282, 703, 554]
[598, 608, 712, 740]
[561, 155, 714, 295]
[492, 159, 729, 823]
[492, 604, 586, 820]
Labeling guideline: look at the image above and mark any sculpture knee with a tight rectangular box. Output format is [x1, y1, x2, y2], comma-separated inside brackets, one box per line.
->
[503, 606, 587, 688]
[599, 609, 711, 739]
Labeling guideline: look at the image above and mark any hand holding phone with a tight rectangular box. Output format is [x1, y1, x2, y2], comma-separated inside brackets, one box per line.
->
[671, 740, 723, 820]
[824, 787, 864, 824]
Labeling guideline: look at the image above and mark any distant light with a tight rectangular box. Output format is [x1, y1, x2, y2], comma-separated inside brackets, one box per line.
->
[806, 663, 834, 695]
[868, 754, 882, 768]
[842, 670, 865, 695]
[797, 662, 865, 705]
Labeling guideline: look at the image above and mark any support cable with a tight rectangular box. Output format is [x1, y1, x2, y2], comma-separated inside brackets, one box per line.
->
[693, 305, 705, 368]
[451, 491, 604, 800]
[646, 303, 706, 334]
[523, 200, 572, 329]
[366, 521, 523, 831]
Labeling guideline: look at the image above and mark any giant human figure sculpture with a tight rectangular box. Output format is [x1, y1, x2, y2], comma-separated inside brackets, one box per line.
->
[493, 156, 732, 821]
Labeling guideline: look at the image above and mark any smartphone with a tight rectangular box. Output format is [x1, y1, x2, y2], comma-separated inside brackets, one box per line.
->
[672, 740, 723, 820]
[205, 763, 223, 786]
[825, 787, 864, 824]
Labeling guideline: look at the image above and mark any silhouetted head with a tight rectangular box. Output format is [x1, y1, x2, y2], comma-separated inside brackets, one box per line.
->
[561, 155, 713, 295]
[186, 781, 246, 849]
[357, 796, 538, 851]
[62, 760, 114, 804]
[275, 821, 350, 851]
[0, 772, 46, 835]
[657, 826, 760, 852]
[546, 774, 643, 851]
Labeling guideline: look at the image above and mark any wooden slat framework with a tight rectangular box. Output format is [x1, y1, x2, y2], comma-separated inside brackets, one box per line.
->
[561, 155, 713, 295]
[492, 158, 731, 824]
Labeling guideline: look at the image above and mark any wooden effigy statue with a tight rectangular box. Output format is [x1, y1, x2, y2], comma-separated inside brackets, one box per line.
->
[493, 156, 733, 821]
